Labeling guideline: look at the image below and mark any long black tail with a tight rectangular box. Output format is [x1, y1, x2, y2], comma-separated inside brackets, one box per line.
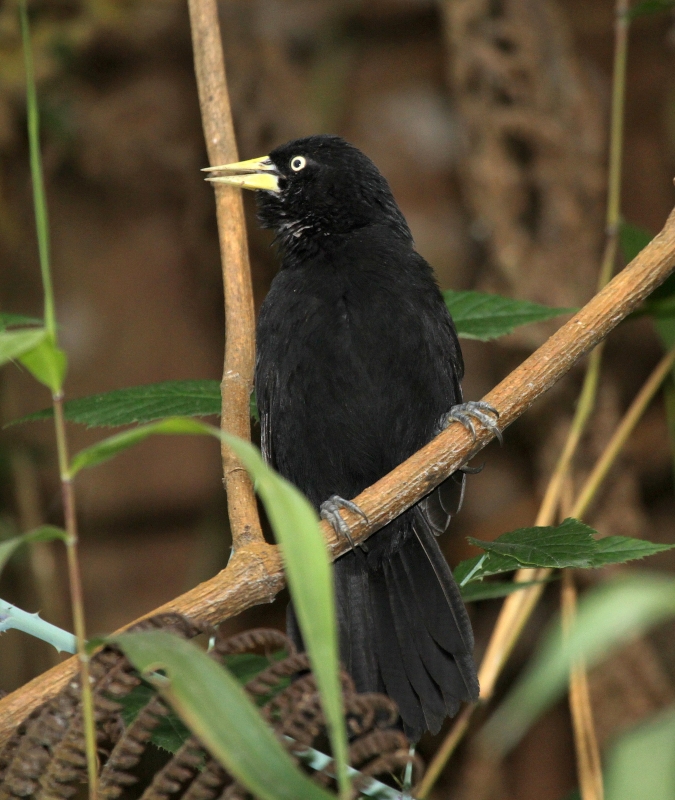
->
[287, 507, 479, 741]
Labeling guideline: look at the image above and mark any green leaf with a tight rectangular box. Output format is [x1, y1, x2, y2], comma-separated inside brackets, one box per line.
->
[11, 380, 222, 428]
[627, 0, 675, 18]
[71, 418, 349, 795]
[0, 525, 67, 577]
[619, 221, 653, 262]
[117, 682, 191, 753]
[456, 522, 673, 585]
[619, 222, 675, 321]
[664, 377, 675, 485]
[591, 536, 675, 566]
[482, 574, 675, 755]
[220, 435, 350, 799]
[69, 417, 211, 475]
[117, 650, 289, 754]
[0, 327, 47, 368]
[605, 708, 675, 800]
[443, 290, 575, 341]
[250, 389, 259, 423]
[19, 336, 67, 392]
[0, 313, 42, 331]
[113, 630, 335, 800]
[467, 518, 598, 572]
[459, 578, 553, 602]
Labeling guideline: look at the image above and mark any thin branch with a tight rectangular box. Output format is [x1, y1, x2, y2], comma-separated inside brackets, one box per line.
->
[187, 0, 263, 548]
[1, 206, 675, 749]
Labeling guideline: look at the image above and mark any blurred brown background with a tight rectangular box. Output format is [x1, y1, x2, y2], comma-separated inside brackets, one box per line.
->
[1, 1, 674, 798]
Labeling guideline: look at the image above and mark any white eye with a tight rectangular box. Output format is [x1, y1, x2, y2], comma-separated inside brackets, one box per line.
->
[290, 155, 306, 172]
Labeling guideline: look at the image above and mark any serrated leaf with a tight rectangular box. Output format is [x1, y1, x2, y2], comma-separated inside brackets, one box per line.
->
[443, 290, 575, 341]
[117, 682, 191, 753]
[0, 525, 67, 578]
[19, 336, 67, 392]
[113, 631, 335, 800]
[459, 579, 553, 602]
[591, 536, 675, 566]
[0, 313, 42, 331]
[11, 379, 222, 428]
[468, 518, 598, 571]
[482, 575, 675, 755]
[0, 327, 47, 368]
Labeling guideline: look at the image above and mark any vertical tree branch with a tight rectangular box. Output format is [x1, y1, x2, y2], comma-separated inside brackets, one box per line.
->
[187, 0, 263, 547]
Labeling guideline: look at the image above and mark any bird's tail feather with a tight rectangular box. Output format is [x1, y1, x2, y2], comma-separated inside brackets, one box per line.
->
[331, 517, 478, 741]
[287, 513, 478, 741]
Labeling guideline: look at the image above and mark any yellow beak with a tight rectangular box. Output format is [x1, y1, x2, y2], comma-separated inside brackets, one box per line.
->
[202, 155, 280, 193]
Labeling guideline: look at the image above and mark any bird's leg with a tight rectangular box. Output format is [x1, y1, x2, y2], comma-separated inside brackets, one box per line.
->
[441, 401, 502, 445]
[320, 495, 370, 553]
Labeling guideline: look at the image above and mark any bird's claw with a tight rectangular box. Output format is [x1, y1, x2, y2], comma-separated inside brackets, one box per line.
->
[441, 401, 502, 445]
[320, 495, 369, 553]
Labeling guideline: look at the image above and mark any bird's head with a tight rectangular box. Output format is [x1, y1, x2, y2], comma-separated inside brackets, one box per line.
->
[204, 135, 411, 253]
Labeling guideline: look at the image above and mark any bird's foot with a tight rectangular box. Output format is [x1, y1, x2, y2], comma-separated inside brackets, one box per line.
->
[320, 495, 370, 553]
[441, 401, 502, 445]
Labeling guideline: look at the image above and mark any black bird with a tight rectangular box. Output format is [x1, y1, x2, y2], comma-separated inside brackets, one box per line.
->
[205, 135, 499, 740]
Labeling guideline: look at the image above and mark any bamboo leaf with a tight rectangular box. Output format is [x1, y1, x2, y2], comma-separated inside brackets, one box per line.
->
[113, 630, 335, 800]
[69, 417, 210, 475]
[220, 435, 350, 798]
[0, 327, 47, 368]
[0, 313, 42, 331]
[443, 290, 575, 341]
[482, 574, 675, 755]
[605, 708, 675, 800]
[0, 525, 67, 578]
[71, 418, 349, 794]
[19, 336, 67, 393]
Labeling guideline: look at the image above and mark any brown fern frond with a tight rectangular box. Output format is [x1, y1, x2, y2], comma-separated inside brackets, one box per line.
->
[180, 758, 230, 800]
[245, 652, 310, 698]
[138, 735, 204, 800]
[98, 696, 170, 800]
[212, 627, 292, 658]
[1, 620, 424, 798]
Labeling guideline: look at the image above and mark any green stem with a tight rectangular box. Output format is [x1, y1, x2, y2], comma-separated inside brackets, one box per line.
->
[19, 2, 55, 341]
[53, 395, 98, 797]
[0, 597, 77, 653]
[20, 4, 98, 794]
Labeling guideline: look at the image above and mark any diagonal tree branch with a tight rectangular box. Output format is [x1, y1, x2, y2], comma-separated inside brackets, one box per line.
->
[2, 206, 675, 748]
[187, 0, 262, 548]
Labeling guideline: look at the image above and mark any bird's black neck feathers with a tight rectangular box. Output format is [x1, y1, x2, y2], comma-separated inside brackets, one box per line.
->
[256, 134, 412, 262]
